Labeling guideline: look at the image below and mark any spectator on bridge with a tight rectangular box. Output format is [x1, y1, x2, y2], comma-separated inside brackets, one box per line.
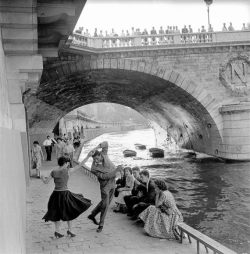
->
[120, 30, 126, 47]
[113, 167, 134, 213]
[131, 27, 136, 36]
[84, 29, 90, 37]
[142, 28, 149, 46]
[139, 179, 183, 240]
[63, 139, 75, 167]
[208, 24, 214, 32]
[165, 26, 169, 34]
[135, 28, 141, 35]
[43, 136, 56, 161]
[83, 141, 122, 233]
[181, 25, 188, 43]
[31, 141, 44, 178]
[125, 30, 130, 46]
[200, 26, 207, 42]
[110, 28, 118, 47]
[159, 26, 164, 35]
[242, 23, 247, 30]
[188, 25, 193, 33]
[222, 23, 227, 32]
[41, 156, 92, 238]
[99, 30, 104, 37]
[228, 22, 234, 31]
[169, 26, 173, 34]
[158, 26, 164, 44]
[56, 137, 66, 160]
[150, 26, 157, 45]
[94, 28, 98, 37]
[175, 26, 180, 33]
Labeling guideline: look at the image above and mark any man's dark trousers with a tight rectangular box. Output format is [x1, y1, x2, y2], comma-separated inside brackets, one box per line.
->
[90, 188, 115, 227]
[45, 145, 52, 161]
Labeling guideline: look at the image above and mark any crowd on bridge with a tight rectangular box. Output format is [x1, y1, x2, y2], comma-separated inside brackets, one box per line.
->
[72, 22, 250, 47]
[39, 141, 183, 241]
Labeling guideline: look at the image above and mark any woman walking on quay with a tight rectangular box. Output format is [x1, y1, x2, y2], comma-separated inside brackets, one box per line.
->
[31, 141, 44, 178]
[41, 156, 92, 238]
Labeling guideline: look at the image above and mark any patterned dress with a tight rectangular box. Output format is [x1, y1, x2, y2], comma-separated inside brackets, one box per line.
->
[31, 145, 42, 169]
[139, 190, 183, 239]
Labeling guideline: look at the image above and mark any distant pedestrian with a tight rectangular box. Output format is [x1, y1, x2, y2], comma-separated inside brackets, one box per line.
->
[31, 141, 44, 178]
[63, 139, 75, 167]
[41, 156, 91, 238]
[43, 136, 55, 161]
[56, 138, 65, 159]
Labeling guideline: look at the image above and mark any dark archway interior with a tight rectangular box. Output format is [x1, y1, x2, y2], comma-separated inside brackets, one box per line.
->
[25, 68, 221, 155]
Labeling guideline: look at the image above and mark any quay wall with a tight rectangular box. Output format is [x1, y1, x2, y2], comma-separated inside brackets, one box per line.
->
[0, 31, 26, 253]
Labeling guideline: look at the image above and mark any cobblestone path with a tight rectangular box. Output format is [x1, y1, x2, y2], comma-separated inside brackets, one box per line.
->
[26, 160, 201, 254]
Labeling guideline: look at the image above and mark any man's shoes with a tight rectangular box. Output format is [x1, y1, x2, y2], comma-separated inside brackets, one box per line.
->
[96, 226, 103, 233]
[87, 214, 99, 225]
[127, 212, 133, 217]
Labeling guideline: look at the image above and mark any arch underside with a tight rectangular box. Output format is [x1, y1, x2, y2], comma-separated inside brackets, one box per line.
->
[25, 68, 222, 156]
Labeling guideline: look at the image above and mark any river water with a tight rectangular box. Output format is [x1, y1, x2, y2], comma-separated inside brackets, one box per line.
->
[79, 128, 250, 253]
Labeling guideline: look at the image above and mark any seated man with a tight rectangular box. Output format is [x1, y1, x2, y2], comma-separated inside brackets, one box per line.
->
[131, 169, 156, 219]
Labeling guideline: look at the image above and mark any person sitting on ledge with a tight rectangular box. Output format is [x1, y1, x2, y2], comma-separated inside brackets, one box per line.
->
[113, 167, 134, 213]
[139, 179, 183, 240]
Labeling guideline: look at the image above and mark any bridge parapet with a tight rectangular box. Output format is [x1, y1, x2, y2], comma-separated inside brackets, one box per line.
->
[68, 30, 250, 51]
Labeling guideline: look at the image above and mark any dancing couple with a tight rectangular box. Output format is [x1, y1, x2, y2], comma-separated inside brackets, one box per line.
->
[41, 141, 121, 237]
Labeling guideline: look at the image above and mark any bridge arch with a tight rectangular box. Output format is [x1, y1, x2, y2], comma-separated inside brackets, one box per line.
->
[25, 58, 223, 157]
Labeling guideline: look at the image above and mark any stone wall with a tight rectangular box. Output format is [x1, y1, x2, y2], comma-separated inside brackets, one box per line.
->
[0, 31, 26, 254]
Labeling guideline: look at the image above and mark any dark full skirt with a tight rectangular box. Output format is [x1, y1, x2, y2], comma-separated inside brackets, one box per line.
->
[43, 190, 92, 222]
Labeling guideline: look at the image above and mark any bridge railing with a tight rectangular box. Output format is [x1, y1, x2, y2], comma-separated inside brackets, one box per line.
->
[69, 30, 250, 50]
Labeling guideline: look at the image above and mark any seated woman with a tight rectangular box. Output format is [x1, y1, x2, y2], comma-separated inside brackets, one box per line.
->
[139, 179, 183, 240]
[114, 168, 126, 198]
[113, 167, 134, 213]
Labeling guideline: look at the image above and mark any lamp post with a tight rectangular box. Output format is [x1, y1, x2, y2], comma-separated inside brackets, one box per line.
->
[204, 0, 213, 29]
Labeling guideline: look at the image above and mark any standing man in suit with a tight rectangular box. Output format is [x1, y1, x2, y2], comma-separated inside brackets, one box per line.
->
[43, 136, 56, 161]
[82, 141, 122, 232]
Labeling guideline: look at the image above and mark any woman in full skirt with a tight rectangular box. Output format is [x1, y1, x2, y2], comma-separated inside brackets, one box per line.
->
[41, 156, 92, 238]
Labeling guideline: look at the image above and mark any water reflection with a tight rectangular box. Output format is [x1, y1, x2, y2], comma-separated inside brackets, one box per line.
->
[79, 129, 250, 253]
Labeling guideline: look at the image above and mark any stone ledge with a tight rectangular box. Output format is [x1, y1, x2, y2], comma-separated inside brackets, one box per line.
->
[220, 103, 250, 113]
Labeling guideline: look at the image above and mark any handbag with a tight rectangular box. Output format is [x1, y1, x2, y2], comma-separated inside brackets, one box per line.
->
[32, 160, 37, 169]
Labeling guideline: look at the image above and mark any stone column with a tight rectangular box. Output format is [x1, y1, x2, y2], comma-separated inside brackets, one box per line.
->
[219, 102, 250, 161]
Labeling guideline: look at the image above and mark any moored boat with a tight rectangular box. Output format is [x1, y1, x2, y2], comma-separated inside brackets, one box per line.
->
[134, 143, 146, 150]
[123, 149, 137, 157]
[149, 148, 164, 158]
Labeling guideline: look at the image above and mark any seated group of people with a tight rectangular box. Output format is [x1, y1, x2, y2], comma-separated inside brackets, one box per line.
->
[113, 166, 183, 240]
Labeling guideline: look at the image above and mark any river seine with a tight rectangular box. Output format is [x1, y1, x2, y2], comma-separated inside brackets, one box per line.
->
[79, 128, 250, 254]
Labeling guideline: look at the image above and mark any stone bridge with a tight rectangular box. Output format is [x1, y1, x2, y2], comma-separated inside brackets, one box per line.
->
[25, 30, 250, 161]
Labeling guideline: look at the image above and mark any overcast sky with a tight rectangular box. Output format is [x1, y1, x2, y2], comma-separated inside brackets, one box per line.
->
[75, 0, 250, 34]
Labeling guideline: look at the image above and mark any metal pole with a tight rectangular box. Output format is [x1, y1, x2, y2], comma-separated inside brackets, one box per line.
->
[207, 5, 210, 28]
